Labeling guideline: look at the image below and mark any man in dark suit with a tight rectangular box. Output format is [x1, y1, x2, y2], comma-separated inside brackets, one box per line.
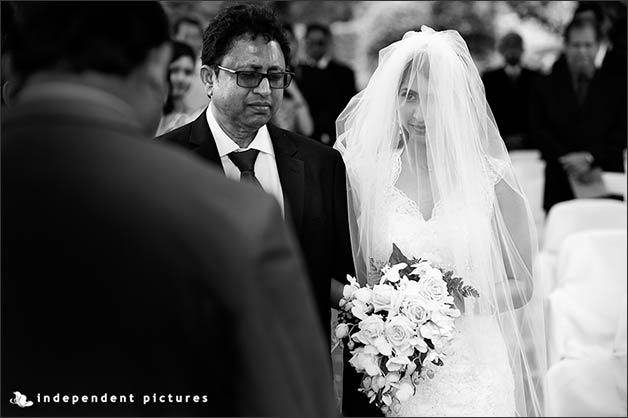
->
[156, 4, 379, 416]
[2, 2, 335, 416]
[157, 3, 353, 345]
[296, 22, 357, 145]
[482, 32, 541, 151]
[529, 17, 626, 212]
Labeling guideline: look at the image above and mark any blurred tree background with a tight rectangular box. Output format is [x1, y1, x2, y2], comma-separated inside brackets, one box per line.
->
[161, 1, 626, 89]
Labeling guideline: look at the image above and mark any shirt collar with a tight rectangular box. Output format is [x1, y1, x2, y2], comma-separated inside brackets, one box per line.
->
[206, 104, 274, 157]
[302, 55, 331, 69]
[504, 64, 521, 78]
[316, 55, 331, 69]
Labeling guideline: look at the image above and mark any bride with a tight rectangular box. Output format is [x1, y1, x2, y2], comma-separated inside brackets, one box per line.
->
[334, 27, 546, 416]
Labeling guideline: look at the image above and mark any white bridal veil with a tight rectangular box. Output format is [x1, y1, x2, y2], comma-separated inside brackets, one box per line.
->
[334, 26, 546, 416]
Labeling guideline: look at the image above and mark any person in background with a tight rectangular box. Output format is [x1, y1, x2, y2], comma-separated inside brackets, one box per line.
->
[173, 15, 203, 55]
[530, 17, 627, 213]
[296, 22, 357, 145]
[573, 1, 611, 68]
[482, 32, 541, 151]
[2, 2, 333, 416]
[575, 1, 627, 95]
[270, 23, 314, 136]
[172, 15, 209, 113]
[156, 40, 202, 136]
[599, 1, 627, 77]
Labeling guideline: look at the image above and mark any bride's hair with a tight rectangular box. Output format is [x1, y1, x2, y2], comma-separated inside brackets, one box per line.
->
[334, 26, 546, 416]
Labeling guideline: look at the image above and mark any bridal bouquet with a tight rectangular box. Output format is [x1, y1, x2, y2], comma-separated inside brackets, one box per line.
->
[334, 244, 479, 415]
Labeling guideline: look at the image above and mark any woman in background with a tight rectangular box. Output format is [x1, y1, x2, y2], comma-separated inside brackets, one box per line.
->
[156, 40, 201, 136]
[271, 23, 314, 137]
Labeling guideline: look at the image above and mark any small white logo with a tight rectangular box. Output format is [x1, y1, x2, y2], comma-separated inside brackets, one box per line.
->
[10, 391, 33, 408]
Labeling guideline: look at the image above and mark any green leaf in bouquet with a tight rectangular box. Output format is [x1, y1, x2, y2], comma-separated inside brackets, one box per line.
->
[388, 244, 421, 278]
[461, 285, 480, 298]
[388, 243, 409, 266]
[425, 338, 435, 350]
[441, 270, 454, 281]
[441, 273, 480, 312]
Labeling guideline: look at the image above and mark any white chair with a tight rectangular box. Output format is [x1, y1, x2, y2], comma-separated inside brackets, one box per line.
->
[542, 199, 627, 254]
[613, 295, 627, 414]
[546, 229, 627, 367]
[538, 199, 627, 292]
[545, 294, 627, 417]
[602, 171, 627, 201]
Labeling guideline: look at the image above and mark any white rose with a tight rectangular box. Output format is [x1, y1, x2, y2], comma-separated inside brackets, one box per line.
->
[385, 315, 416, 354]
[352, 315, 385, 346]
[349, 345, 381, 376]
[371, 284, 393, 312]
[354, 287, 372, 304]
[403, 298, 430, 324]
[424, 267, 443, 281]
[417, 272, 449, 302]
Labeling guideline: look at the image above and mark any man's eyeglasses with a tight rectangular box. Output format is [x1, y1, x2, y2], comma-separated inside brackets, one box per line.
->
[216, 65, 294, 89]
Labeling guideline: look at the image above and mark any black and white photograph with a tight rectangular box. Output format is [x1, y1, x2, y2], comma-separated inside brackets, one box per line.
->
[2, 1, 626, 416]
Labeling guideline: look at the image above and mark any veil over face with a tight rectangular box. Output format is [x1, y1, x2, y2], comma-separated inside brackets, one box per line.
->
[334, 26, 546, 416]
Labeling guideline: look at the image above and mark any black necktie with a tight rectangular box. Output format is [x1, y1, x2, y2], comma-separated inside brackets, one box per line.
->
[228, 149, 263, 189]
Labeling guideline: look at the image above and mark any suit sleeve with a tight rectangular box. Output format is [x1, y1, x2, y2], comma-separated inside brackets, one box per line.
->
[331, 149, 356, 284]
[529, 76, 568, 161]
[588, 79, 627, 170]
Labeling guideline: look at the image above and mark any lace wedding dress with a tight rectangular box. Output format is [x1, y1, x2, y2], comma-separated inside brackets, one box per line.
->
[373, 151, 516, 417]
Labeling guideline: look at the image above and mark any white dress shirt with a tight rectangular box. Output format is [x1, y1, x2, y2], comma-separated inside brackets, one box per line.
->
[206, 105, 285, 216]
[504, 64, 522, 80]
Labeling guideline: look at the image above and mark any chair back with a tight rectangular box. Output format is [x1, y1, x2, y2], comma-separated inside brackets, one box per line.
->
[543, 199, 627, 254]
[547, 229, 627, 366]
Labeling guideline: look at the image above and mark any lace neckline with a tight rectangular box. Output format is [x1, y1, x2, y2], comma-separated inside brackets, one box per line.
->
[390, 149, 441, 223]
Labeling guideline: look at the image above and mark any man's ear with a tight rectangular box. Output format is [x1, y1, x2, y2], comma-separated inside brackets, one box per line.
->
[200, 65, 214, 98]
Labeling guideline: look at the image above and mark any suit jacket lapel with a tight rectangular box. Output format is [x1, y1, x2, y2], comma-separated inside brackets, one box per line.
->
[268, 124, 304, 236]
[186, 112, 224, 173]
[184, 116, 304, 233]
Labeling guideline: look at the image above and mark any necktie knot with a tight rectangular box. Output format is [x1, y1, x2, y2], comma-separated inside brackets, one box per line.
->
[228, 149, 260, 173]
[228, 149, 263, 189]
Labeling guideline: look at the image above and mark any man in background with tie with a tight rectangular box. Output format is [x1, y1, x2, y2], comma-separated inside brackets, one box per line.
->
[530, 16, 626, 212]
